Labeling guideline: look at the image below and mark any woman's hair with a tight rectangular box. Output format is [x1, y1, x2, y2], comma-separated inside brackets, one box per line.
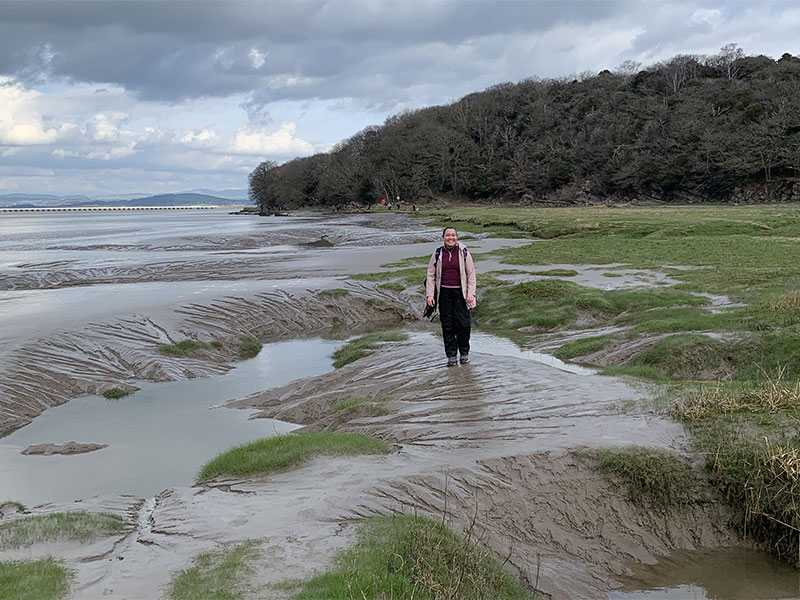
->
[442, 226, 457, 236]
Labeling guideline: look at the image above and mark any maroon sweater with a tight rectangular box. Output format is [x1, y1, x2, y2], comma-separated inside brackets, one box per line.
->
[440, 244, 461, 287]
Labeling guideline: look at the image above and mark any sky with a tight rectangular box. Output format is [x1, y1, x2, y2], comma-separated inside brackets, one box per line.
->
[0, 0, 797, 197]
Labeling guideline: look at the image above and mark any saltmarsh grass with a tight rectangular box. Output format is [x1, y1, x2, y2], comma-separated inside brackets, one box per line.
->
[0, 512, 128, 550]
[553, 333, 618, 360]
[292, 514, 537, 600]
[574, 446, 696, 508]
[351, 267, 427, 288]
[238, 336, 262, 359]
[331, 330, 407, 368]
[319, 288, 350, 298]
[196, 432, 390, 483]
[165, 541, 260, 600]
[0, 557, 72, 600]
[474, 278, 706, 331]
[157, 339, 206, 357]
[102, 386, 132, 399]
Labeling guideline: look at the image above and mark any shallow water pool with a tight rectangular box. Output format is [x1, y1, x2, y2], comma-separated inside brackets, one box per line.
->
[0, 337, 342, 505]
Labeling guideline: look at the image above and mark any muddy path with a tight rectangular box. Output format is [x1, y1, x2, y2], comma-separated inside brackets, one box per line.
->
[0, 334, 739, 600]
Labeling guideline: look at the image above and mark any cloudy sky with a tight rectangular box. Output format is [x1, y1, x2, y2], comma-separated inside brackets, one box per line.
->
[0, 0, 797, 197]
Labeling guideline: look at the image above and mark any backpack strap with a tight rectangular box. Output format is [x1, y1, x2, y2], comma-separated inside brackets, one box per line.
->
[434, 246, 442, 267]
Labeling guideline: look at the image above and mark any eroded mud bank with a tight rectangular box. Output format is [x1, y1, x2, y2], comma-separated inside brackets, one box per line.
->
[0, 282, 409, 437]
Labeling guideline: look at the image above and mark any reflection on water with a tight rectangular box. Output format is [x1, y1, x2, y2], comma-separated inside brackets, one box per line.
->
[608, 547, 800, 600]
[0, 337, 342, 505]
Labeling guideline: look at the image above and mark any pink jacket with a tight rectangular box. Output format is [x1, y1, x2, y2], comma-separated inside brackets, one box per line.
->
[425, 243, 477, 309]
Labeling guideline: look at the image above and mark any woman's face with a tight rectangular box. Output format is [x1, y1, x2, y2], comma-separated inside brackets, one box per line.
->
[443, 228, 458, 248]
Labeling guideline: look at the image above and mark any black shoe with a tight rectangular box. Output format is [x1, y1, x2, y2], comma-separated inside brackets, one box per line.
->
[446, 357, 458, 367]
[460, 353, 470, 364]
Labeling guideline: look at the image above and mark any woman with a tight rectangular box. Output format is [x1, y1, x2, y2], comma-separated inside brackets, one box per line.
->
[425, 226, 477, 366]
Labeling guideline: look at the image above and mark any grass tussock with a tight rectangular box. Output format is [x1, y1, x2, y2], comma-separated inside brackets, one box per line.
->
[157, 339, 207, 357]
[292, 514, 538, 600]
[351, 267, 427, 288]
[378, 282, 406, 292]
[165, 541, 260, 600]
[704, 437, 800, 565]
[0, 512, 128, 550]
[238, 336, 262, 359]
[0, 557, 72, 600]
[553, 334, 618, 360]
[102, 386, 132, 399]
[319, 288, 350, 298]
[576, 446, 696, 508]
[770, 291, 800, 311]
[675, 376, 800, 420]
[196, 432, 390, 483]
[332, 330, 407, 368]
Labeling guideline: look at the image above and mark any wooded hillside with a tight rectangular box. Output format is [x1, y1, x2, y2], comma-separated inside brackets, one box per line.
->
[249, 46, 800, 209]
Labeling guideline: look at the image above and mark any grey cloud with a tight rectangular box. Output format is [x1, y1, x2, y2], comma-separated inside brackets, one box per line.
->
[0, 0, 631, 102]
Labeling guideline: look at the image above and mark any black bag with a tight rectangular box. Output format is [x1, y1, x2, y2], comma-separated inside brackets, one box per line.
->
[423, 299, 437, 321]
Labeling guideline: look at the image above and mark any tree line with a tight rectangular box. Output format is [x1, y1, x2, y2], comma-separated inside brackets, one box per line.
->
[249, 45, 800, 210]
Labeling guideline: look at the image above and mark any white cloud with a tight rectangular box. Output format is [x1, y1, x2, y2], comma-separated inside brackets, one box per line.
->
[231, 123, 314, 156]
[0, 77, 78, 145]
[249, 48, 267, 69]
[179, 128, 219, 148]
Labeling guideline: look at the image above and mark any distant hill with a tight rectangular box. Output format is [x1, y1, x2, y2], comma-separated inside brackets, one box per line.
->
[0, 190, 250, 208]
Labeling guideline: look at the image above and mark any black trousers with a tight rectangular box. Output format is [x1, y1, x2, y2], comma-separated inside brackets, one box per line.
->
[439, 286, 471, 358]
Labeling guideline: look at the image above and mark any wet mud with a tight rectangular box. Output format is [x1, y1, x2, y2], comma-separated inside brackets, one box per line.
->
[20, 441, 108, 456]
[0, 335, 742, 599]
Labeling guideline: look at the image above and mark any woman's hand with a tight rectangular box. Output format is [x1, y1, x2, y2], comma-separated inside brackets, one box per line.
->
[466, 294, 475, 306]
[427, 296, 435, 307]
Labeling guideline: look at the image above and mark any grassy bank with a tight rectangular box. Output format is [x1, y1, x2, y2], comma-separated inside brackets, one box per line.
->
[165, 541, 260, 600]
[197, 432, 391, 483]
[0, 512, 128, 549]
[422, 204, 800, 564]
[331, 330, 407, 368]
[0, 558, 72, 600]
[291, 514, 539, 599]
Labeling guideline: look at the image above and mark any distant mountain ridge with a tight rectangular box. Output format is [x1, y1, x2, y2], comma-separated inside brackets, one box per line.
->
[0, 190, 249, 208]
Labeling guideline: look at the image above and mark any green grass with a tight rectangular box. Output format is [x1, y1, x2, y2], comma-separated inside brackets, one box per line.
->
[536, 268, 578, 277]
[157, 339, 207, 357]
[474, 278, 706, 332]
[331, 330, 407, 368]
[102, 386, 132, 399]
[0, 558, 72, 600]
[0, 512, 128, 550]
[196, 432, 391, 483]
[378, 281, 406, 292]
[238, 336, 262, 359]
[165, 541, 260, 600]
[351, 267, 427, 288]
[319, 288, 350, 298]
[574, 446, 696, 508]
[553, 334, 618, 360]
[292, 514, 537, 600]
